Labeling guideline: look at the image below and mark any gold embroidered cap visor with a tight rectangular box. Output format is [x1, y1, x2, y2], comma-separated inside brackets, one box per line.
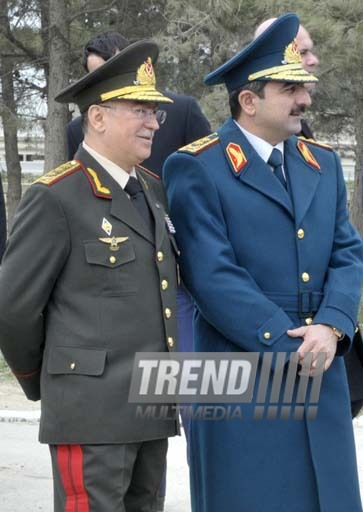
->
[204, 13, 318, 93]
[55, 40, 173, 112]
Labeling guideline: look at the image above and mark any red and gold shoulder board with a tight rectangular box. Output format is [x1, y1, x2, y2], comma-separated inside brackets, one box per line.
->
[179, 133, 219, 155]
[298, 136, 333, 152]
[34, 160, 81, 186]
[136, 164, 161, 180]
[297, 140, 321, 171]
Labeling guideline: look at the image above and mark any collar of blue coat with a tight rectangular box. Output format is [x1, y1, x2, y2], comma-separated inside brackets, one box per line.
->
[204, 13, 318, 92]
[216, 118, 324, 223]
[217, 118, 323, 177]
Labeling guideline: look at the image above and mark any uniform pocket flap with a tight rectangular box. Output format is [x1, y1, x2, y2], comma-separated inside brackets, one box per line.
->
[47, 346, 107, 375]
[84, 239, 135, 268]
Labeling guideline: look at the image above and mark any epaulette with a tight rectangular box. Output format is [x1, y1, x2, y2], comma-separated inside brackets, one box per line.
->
[136, 164, 160, 180]
[178, 133, 219, 155]
[298, 136, 333, 152]
[34, 160, 81, 186]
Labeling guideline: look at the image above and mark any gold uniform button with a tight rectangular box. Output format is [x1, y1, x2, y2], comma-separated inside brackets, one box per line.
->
[167, 337, 175, 348]
[301, 272, 310, 283]
[157, 251, 164, 262]
[161, 280, 168, 291]
[297, 228, 305, 239]
[264, 332, 271, 340]
[70, 362, 76, 370]
[109, 256, 117, 264]
[165, 308, 172, 319]
[305, 317, 313, 325]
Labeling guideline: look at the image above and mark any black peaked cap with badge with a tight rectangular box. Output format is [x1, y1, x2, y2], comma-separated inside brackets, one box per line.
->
[204, 12, 318, 92]
[55, 39, 173, 112]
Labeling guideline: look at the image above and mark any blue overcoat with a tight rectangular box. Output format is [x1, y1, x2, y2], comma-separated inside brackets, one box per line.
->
[163, 118, 363, 512]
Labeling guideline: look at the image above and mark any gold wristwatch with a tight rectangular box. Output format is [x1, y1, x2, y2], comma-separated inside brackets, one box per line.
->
[331, 326, 345, 341]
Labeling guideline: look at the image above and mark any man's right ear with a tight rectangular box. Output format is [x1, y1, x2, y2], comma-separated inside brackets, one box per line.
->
[87, 105, 107, 133]
[238, 90, 258, 117]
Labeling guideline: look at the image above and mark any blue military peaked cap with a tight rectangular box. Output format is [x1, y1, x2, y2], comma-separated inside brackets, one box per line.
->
[204, 13, 318, 92]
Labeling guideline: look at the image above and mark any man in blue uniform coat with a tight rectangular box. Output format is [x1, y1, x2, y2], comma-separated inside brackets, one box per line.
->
[163, 13, 363, 512]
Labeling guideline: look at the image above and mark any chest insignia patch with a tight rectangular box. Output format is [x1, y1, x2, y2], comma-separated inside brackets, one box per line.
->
[297, 141, 321, 171]
[165, 214, 176, 234]
[99, 236, 129, 251]
[102, 218, 112, 236]
[226, 143, 247, 175]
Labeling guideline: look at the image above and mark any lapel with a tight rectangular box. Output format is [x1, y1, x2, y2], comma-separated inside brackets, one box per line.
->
[284, 137, 321, 226]
[75, 146, 154, 244]
[136, 167, 166, 249]
[218, 119, 294, 218]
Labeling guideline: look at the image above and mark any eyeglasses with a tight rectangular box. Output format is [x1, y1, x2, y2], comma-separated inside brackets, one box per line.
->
[100, 103, 167, 125]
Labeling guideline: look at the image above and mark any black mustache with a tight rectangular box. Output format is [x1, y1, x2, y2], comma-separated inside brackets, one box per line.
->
[290, 107, 305, 115]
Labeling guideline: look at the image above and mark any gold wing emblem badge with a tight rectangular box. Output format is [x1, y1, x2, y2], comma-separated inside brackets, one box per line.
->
[99, 236, 129, 251]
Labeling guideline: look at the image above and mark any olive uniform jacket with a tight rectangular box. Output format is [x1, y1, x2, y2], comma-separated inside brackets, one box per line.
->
[0, 146, 179, 445]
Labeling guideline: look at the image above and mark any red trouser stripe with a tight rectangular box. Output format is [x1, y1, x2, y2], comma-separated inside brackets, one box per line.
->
[57, 445, 90, 512]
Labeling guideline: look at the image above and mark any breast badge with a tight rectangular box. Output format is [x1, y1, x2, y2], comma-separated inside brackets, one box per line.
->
[102, 218, 113, 236]
[98, 237, 129, 251]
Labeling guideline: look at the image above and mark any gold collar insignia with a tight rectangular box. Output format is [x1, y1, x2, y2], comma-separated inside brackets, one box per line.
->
[226, 143, 247, 175]
[297, 141, 321, 171]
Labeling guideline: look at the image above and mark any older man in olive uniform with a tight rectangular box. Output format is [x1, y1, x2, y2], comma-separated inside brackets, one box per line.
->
[163, 14, 363, 512]
[0, 41, 178, 512]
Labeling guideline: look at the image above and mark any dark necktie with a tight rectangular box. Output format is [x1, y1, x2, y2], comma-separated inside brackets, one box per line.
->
[268, 148, 287, 190]
[125, 176, 154, 233]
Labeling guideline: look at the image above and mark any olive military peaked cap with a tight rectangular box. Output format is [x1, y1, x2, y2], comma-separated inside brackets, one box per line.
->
[55, 40, 173, 112]
[204, 13, 318, 93]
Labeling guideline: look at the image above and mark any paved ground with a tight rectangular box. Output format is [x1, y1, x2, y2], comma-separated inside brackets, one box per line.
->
[0, 414, 362, 511]
[0, 420, 190, 512]
[0, 374, 362, 511]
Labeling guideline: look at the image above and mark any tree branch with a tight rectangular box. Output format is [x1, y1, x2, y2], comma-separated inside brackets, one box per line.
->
[67, 0, 118, 24]
[0, 27, 39, 62]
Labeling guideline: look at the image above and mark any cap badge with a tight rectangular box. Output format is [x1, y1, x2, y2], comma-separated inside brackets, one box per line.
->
[134, 57, 155, 86]
[282, 39, 301, 65]
[226, 143, 247, 175]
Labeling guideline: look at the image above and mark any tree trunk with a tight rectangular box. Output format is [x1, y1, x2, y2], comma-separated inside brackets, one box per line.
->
[0, 0, 22, 229]
[351, 98, 363, 237]
[43, 0, 70, 172]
